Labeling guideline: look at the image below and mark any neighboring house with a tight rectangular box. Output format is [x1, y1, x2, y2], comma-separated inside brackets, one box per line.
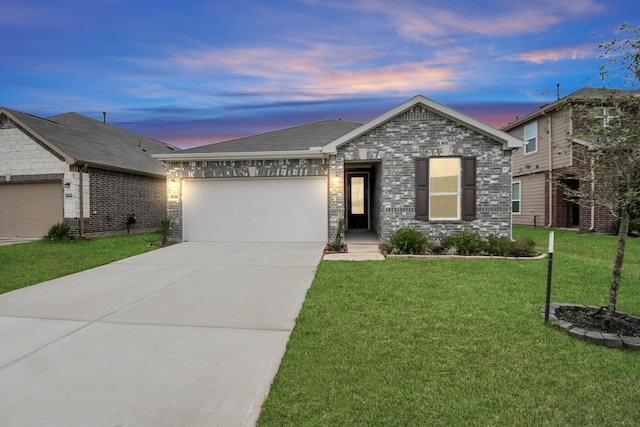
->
[0, 108, 178, 237]
[155, 95, 521, 243]
[503, 88, 640, 233]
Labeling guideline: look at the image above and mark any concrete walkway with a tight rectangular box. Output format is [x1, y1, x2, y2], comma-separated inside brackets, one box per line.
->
[0, 241, 324, 427]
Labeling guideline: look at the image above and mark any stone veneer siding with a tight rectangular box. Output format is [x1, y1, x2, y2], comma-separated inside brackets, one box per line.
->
[162, 106, 514, 242]
[163, 158, 329, 241]
[329, 106, 513, 241]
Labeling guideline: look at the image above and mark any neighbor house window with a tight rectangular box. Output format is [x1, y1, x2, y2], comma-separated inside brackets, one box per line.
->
[594, 106, 618, 127]
[415, 157, 476, 222]
[512, 181, 521, 214]
[524, 122, 537, 154]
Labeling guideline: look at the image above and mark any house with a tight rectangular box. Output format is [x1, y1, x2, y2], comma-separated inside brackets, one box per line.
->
[154, 95, 522, 243]
[0, 108, 178, 238]
[503, 88, 640, 233]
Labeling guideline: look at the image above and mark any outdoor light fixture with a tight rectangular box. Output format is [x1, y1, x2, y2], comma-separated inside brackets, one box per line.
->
[64, 182, 71, 188]
[333, 174, 340, 184]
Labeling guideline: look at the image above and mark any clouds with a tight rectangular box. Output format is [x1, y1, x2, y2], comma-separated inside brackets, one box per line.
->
[507, 43, 599, 64]
[0, 0, 631, 148]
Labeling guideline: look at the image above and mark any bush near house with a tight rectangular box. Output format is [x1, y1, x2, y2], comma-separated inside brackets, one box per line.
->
[612, 217, 640, 236]
[389, 226, 429, 254]
[387, 228, 537, 257]
[43, 222, 72, 242]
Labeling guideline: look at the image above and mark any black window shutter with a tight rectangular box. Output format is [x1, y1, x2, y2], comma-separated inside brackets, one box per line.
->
[415, 158, 428, 220]
[461, 157, 477, 221]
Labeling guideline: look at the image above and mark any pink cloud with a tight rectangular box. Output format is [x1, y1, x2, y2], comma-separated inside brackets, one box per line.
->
[507, 43, 598, 64]
[170, 44, 469, 97]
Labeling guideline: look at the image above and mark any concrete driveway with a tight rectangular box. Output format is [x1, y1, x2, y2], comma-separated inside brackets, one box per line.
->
[0, 241, 324, 427]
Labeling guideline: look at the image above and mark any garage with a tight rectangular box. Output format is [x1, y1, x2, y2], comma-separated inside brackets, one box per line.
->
[0, 182, 63, 237]
[182, 177, 328, 242]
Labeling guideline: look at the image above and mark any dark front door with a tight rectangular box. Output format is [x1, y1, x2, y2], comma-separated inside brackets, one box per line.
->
[347, 173, 369, 229]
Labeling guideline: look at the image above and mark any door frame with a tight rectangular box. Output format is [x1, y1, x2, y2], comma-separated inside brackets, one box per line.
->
[345, 171, 370, 230]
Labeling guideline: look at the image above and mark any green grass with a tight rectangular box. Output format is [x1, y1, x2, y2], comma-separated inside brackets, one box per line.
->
[258, 226, 640, 426]
[0, 233, 161, 294]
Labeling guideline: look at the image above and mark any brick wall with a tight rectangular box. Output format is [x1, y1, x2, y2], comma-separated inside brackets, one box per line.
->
[329, 106, 513, 240]
[65, 168, 166, 235]
[162, 107, 514, 242]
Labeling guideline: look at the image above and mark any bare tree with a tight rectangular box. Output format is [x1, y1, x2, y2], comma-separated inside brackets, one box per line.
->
[566, 23, 640, 323]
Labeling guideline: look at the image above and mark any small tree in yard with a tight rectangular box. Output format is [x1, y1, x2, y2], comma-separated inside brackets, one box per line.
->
[565, 23, 640, 324]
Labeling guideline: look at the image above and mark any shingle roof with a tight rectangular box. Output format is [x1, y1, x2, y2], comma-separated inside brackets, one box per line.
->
[184, 119, 362, 153]
[1, 108, 178, 177]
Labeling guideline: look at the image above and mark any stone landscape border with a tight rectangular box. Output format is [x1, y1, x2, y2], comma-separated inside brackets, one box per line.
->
[542, 303, 640, 350]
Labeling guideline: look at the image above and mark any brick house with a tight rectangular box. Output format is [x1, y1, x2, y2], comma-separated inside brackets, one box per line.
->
[503, 88, 639, 233]
[0, 108, 178, 237]
[155, 95, 521, 243]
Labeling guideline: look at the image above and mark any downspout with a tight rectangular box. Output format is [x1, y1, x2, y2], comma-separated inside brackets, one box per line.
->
[547, 113, 554, 227]
[79, 163, 88, 238]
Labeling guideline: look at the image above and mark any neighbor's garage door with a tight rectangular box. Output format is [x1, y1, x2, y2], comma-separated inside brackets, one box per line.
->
[0, 182, 63, 237]
[182, 177, 328, 242]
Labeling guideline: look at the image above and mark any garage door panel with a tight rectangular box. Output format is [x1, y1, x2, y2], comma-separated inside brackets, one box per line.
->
[183, 178, 327, 242]
[0, 182, 63, 237]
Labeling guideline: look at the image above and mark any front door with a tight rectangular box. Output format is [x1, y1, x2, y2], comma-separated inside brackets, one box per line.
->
[347, 173, 369, 229]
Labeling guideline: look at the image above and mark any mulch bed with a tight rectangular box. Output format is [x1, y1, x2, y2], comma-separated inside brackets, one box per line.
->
[558, 307, 640, 338]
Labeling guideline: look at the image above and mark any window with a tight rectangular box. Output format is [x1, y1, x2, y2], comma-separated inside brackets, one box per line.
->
[415, 157, 476, 221]
[524, 122, 537, 154]
[512, 182, 521, 214]
[429, 158, 460, 220]
[594, 106, 617, 127]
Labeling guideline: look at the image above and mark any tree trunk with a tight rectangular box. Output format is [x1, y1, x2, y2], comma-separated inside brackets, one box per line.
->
[607, 208, 630, 323]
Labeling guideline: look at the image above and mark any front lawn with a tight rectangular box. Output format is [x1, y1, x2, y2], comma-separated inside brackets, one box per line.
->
[258, 226, 640, 426]
[0, 233, 161, 294]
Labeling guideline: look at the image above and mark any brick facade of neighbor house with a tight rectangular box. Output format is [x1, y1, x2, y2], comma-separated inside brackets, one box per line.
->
[163, 158, 329, 240]
[1, 111, 170, 237]
[328, 106, 513, 241]
[65, 167, 167, 236]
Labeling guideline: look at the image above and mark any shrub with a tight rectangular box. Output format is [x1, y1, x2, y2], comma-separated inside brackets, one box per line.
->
[43, 222, 72, 242]
[389, 226, 428, 254]
[508, 237, 536, 257]
[612, 218, 640, 236]
[486, 234, 512, 256]
[441, 230, 486, 256]
[160, 219, 171, 245]
[328, 218, 345, 252]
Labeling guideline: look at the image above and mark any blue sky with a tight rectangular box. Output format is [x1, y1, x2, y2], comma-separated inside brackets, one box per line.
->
[1, 0, 638, 148]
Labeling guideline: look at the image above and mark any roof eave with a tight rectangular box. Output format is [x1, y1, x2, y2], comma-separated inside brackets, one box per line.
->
[0, 108, 75, 164]
[71, 159, 167, 179]
[153, 149, 326, 162]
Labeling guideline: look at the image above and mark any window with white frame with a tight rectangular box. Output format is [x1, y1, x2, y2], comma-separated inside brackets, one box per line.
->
[429, 157, 461, 220]
[512, 181, 521, 214]
[524, 122, 537, 154]
[594, 106, 618, 127]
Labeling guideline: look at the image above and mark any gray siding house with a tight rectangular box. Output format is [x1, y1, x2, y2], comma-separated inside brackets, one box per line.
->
[155, 95, 522, 243]
[0, 108, 178, 237]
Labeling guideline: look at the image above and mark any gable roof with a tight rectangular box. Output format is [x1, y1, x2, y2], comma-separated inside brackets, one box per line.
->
[323, 95, 522, 153]
[501, 87, 640, 131]
[0, 108, 178, 177]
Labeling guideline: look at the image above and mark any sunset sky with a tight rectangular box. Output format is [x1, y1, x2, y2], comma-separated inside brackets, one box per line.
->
[1, 0, 638, 148]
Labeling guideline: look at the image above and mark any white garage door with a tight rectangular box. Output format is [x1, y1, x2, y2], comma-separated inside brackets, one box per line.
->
[182, 177, 328, 242]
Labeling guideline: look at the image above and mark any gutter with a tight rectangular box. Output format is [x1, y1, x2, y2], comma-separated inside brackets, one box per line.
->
[152, 149, 326, 161]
